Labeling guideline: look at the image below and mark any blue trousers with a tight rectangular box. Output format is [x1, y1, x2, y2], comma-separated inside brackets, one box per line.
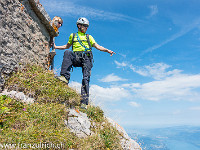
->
[60, 50, 93, 105]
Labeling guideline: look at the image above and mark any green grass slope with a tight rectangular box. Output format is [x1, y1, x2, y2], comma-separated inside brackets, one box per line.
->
[0, 65, 122, 149]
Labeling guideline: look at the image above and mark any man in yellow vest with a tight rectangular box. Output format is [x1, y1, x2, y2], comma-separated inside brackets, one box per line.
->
[54, 17, 115, 109]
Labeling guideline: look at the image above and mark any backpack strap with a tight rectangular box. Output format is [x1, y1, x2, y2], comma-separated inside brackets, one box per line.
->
[86, 34, 92, 50]
[72, 33, 76, 51]
[72, 33, 92, 51]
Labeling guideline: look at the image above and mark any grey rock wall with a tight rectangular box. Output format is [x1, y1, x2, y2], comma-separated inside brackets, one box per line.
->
[0, 0, 56, 92]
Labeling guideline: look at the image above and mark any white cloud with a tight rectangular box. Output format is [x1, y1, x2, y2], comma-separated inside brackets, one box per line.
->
[130, 63, 182, 80]
[189, 106, 200, 110]
[130, 74, 200, 101]
[140, 18, 200, 56]
[122, 83, 141, 89]
[90, 85, 131, 102]
[118, 53, 127, 58]
[114, 61, 128, 68]
[40, 0, 147, 23]
[172, 110, 182, 115]
[69, 81, 131, 103]
[148, 5, 158, 18]
[71, 63, 200, 102]
[129, 101, 140, 107]
[118, 63, 200, 101]
[69, 81, 82, 93]
[99, 73, 127, 82]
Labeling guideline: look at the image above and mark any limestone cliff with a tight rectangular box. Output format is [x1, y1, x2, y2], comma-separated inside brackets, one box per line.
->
[0, 0, 56, 92]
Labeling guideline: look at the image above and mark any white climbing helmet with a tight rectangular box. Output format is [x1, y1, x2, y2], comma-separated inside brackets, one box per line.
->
[76, 17, 89, 26]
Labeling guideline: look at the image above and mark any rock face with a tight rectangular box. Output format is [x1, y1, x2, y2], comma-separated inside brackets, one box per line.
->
[0, 0, 56, 92]
[65, 109, 142, 150]
[107, 117, 142, 150]
[1, 89, 34, 103]
[65, 109, 91, 138]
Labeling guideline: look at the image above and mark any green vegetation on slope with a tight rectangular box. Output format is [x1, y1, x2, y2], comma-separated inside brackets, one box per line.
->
[5, 64, 81, 106]
[0, 65, 122, 149]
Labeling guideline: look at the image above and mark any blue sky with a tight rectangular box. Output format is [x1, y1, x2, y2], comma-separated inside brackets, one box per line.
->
[40, 0, 200, 128]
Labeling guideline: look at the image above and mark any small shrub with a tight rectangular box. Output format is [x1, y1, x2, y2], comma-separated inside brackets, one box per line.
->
[0, 95, 24, 128]
[80, 105, 104, 122]
[100, 121, 122, 149]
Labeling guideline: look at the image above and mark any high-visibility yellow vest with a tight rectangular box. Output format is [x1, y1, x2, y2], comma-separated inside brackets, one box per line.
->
[68, 31, 96, 52]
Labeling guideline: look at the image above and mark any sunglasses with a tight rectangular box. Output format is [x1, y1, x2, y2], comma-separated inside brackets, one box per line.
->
[58, 22, 62, 26]
[82, 24, 89, 28]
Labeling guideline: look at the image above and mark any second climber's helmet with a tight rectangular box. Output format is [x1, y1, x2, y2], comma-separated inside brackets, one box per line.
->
[76, 17, 89, 27]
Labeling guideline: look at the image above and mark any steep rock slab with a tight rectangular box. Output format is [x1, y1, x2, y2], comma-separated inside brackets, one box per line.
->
[65, 109, 91, 138]
[107, 117, 142, 150]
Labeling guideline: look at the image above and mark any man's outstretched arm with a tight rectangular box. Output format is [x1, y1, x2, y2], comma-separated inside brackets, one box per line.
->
[54, 43, 72, 50]
[93, 43, 116, 56]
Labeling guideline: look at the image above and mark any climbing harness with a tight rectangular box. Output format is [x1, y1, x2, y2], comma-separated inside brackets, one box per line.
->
[71, 33, 93, 68]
